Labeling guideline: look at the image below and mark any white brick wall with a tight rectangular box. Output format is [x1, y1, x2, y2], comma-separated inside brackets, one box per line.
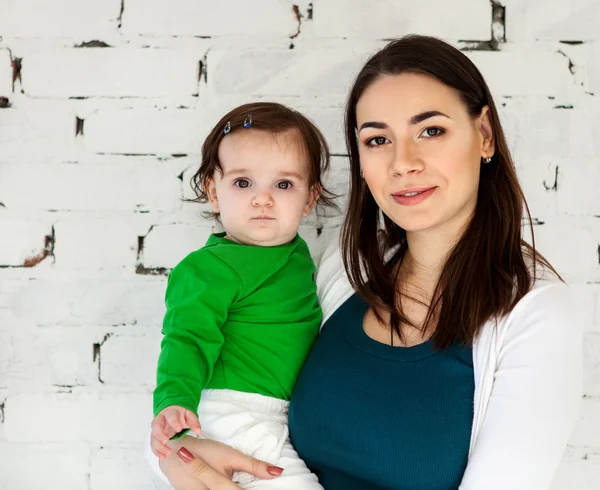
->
[0, 0, 599, 488]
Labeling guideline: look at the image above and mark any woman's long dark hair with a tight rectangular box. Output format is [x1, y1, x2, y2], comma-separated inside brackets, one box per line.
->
[342, 35, 559, 349]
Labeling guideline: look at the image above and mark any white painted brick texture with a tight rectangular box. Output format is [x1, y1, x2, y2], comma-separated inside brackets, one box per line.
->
[0, 0, 599, 488]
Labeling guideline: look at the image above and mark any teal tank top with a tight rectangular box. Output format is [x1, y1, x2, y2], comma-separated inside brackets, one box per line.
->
[289, 293, 475, 490]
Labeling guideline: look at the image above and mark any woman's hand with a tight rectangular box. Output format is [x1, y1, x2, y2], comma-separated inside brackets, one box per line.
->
[158, 436, 283, 490]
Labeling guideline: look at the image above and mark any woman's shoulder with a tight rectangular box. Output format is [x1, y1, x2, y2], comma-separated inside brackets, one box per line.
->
[493, 274, 581, 354]
[511, 274, 575, 320]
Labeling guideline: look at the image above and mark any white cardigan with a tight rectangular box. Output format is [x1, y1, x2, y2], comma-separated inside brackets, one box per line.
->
[315, 241, 582, 490]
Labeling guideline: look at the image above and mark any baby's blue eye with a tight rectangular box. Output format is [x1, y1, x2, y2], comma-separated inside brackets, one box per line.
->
[276, 181, 293, 190]
[234, 179, 251, 188]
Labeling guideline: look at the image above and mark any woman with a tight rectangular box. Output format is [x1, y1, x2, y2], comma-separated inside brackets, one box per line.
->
[151, 35, 582, 490]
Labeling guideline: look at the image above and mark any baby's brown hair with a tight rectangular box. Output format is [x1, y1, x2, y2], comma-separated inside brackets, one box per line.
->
[189, 102, 337, 218]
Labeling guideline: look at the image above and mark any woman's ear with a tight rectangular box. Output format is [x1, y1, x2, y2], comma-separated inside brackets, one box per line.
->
[206, 178, 220, 213]
[478, 106, 495, 158]
[303, 185, 320, 217]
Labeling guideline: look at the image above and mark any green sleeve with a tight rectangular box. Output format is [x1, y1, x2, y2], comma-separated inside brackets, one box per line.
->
[153, 250, 242, 435]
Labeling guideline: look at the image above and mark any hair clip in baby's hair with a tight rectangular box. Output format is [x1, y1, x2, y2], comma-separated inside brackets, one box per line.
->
[223, 121, 231, 134]
[243, 114, 253, 128]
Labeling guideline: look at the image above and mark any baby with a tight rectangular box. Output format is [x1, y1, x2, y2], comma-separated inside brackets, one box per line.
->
[147, 102, 336, 489]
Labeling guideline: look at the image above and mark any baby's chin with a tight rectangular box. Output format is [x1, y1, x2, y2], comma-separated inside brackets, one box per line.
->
[229, 228, 296, 247]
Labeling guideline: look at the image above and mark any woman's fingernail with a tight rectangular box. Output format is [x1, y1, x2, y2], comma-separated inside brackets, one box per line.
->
[267, 465, 284, 476]
[177, 447, 194, 464]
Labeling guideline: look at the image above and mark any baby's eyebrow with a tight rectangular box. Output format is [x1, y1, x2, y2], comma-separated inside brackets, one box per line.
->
[279, 171, 305, 180]
[223, 168, 250, 177]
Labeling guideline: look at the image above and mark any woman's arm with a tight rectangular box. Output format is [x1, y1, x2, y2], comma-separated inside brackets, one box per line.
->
[460, 282, 583, 490]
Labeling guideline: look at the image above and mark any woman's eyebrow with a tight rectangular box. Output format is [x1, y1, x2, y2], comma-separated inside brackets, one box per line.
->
[358, 121, 388, 132]
[359, 111, 450, 132]
[409, 110, 450, 125]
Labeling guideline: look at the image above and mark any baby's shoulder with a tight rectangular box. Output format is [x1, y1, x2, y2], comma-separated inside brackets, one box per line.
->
[170, 245, 240, 282]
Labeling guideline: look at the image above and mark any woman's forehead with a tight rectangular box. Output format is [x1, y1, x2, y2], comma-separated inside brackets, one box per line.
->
[356, 73, 464, 123]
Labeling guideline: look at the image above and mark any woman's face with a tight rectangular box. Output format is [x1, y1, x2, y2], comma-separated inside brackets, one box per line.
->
[356, 73, 494, 235]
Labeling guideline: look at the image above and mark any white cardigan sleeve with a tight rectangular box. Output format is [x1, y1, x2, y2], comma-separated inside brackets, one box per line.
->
[459, 282, 583, 490]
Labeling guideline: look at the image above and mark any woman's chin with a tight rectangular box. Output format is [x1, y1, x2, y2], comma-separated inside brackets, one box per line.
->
[388, 215, 441, 234]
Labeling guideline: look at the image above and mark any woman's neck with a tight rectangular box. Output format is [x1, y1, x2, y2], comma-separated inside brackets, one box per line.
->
[402, 203, 474, 287]
[403, 224, 466, 291]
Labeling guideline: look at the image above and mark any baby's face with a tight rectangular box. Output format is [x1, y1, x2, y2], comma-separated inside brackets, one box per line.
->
[207, 129, 318, 247]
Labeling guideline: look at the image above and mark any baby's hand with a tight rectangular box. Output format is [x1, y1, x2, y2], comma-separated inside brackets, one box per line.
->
[151, 406, 203, 456]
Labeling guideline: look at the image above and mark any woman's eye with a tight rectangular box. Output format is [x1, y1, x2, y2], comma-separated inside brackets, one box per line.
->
[421, 127, 444, 138]
[366, 136, 390, 147]
[234, 179, 251, 188]
[276, 181, 293, 190]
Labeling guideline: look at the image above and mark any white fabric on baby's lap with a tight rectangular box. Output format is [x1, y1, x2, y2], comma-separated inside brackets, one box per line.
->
[145, 389, 323, 490]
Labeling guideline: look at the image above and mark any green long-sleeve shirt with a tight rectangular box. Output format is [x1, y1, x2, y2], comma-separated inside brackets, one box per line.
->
[153, 232, 322, 419]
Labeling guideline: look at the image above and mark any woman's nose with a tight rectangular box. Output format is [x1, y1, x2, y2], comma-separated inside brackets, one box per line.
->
[390, 141, 424, 176]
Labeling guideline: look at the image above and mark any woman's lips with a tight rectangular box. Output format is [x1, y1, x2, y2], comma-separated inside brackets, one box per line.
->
[392, 187, 437, 206]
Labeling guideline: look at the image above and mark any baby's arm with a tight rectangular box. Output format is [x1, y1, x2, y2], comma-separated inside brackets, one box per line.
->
[153, 251, 243, 437]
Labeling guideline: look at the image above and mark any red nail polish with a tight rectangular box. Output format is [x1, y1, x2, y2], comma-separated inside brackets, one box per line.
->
[267, 465, 284, 476]
[177, 447, 194, 463]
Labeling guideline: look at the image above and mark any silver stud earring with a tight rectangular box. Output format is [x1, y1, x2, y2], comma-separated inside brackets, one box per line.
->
[224, 121, 231, 134]
[483, 156, 492, 164]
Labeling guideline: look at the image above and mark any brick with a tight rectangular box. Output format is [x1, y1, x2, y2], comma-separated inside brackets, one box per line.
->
[513, 158, 559, 222]
[8, 277, 165, 327]
[584, 332, 600, 398]
[141, 223, 212, 270]
[84, 108, 210, 155]
[569, 397, 600, 447]
[559, 159, 600, 216]
[507, 105, 600, 160]
[588, 43, 600, 94]
[21, 48, 202, 97]
[0, 442, 90, 490]
[551, 446, 600, 490]
[468, 48, 577, 97]
[209, 48, 375, 103]
[570, 284, 600, 332]
[0, 101, 76, 162]
[53, 218, 139, 270]
[6, 326, 103, 390]
[0, 217, 52, 267]
[504, 0, 600, 42]
[121, 0, 297, 37]
[313, 0, 491, 40]
[100, 330, 161, 387]
[530, 218, 600, 281]
[299, 105, 347, 156]
[0, 49, 12, 100]
[0, 0, 121, 39]
[0, 162, 181, 211]
[90, 445, 162, 490]
[4, 392, 151, 442]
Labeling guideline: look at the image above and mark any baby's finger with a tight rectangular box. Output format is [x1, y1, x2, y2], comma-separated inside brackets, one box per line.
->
[150, 433, 172, 459]
[184, 410, 202, 436]
[165, 412, 183, 433]
[164, 424, 177, 439]
[151, 415, 169, 443]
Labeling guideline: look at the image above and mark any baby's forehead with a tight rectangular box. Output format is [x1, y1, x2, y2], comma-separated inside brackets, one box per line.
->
[219, 129, 309, 165]
[221, 127, 304, 150]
